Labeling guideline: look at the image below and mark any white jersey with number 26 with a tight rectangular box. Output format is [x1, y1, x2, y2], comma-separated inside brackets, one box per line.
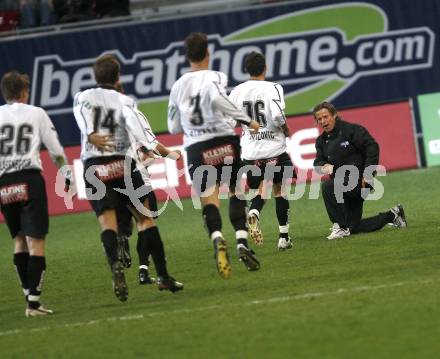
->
[0, 102, 66, 177]
[229, 80, 287, 160]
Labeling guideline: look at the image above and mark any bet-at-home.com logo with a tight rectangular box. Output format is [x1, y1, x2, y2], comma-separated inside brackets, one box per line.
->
[32, 2, 434, 118]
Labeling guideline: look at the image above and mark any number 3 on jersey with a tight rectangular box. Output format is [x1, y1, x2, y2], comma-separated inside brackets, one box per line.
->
[243, 100, 266, 127]
[190, 94, 204, 126]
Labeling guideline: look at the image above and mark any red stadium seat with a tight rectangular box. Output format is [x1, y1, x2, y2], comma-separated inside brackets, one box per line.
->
[0, 10, 20, 32]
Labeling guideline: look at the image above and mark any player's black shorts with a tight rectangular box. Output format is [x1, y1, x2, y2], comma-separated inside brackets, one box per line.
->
[186, 135, 241, 194]
[116, 191, 158, 237]
[83, 155, 152, 217]
[0, 169, 49, 238]
[243, 152, 295, 189]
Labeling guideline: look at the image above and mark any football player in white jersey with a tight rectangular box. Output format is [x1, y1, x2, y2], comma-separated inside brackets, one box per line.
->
[168, 32, 261, 278]
[89, 113, 159, 285]
[0, 71, 72, 316]
[229, 51, 294, 251]
[88, 82, 157, 285]
[73, 54, 183, 301]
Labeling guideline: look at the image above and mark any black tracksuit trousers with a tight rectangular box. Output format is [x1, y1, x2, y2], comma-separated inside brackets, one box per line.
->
[322, 179, 394, 234]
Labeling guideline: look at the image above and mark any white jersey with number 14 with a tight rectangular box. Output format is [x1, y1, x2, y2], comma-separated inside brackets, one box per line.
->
[73, 87, 157, 162]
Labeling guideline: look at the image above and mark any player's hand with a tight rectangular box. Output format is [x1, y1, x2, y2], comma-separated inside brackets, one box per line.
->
[361, 177, 374, 188]
[137, 148, 156, 166]
[60, 166, 74, 192]
[322, 164, 334, 175]
[88, 133, 115, 152]
[248, 119, 260, 134]
[361, 178, 367, 188]
[168, 150, 181, 161]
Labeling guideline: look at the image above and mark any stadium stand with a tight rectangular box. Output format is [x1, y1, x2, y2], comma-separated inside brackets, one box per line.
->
[0, 0, 286, 34]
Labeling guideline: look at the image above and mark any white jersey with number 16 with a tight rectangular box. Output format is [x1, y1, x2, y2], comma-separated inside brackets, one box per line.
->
[229, 80, 287, 160]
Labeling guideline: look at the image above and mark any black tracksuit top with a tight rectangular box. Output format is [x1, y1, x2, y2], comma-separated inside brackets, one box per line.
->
[313, 118, 379, 180]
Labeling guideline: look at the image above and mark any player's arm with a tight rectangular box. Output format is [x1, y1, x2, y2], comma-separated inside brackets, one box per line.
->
[88, 133, 115, 152]
[212, 94, 259, 132]
[167, 88, 183, 134]
[124, 107, 180, 160]
[281, 123, 290, 137]
[271, 83, 290, 137]
[72, 93, 114, 150]
[152, 142, 181, 160]
[350, 124, 379, 185]
[350, 124, 379, 169]
[39, 110, 73, 187]
[313, 138, 333, 175]
[211, 75, 259, 132]
[39, 110, 67, 166]
[73, 93, 96, 137]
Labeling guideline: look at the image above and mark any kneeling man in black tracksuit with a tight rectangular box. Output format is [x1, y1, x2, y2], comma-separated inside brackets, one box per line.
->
[312, 101, 407, 240]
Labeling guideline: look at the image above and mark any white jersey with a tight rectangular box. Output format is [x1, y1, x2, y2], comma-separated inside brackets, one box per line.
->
[73, 87, 157, 162]
[0, 102, 66, 177]
[128, 108, 158, 186]
[229, 80, 287, 160]
[168, 70, 251, 148]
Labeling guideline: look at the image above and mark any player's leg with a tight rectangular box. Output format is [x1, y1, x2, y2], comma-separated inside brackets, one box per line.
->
[247, 166, 265, 246]
[349, 202, 399, 234]
[127, 159, 182, 292]
[322, 179, 349, 239]
[272, 154, 293, 251]
[273, 183, 293, 251]
[228, 161, 260, 271]
[327, 185, 363, 240]
[200, 184, 232, 279]
[19, 172, 54, 316]
[345, 182, 406, 234]
[0, 175, 32, 313]
[1, 202, 30, 305]
[13, 233, 30, 303]
[129, 199, 183, 293]
[24, 236, 53, 316]
[116, 205, 133, 268]
[83, 157, 129, 301]
[136, 224, 154, 284]
[98, 209, 128, 301]
[187, 138, 232, 278]
[322, 179, 345, 224]
[98, 209, 119, 264]
[136, 191, 158, 284]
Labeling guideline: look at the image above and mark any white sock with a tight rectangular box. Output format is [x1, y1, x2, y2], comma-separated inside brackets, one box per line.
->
[279, 224, 289, 234]
[235, 230, 248, 240]
[249, 209, 260, 218]
[211, 231, 223, 241]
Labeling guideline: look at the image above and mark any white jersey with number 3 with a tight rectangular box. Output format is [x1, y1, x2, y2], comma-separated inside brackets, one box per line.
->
[0, 102, 66, 177]
[229, 80, 287, 160]
[167, 70, 238, 148]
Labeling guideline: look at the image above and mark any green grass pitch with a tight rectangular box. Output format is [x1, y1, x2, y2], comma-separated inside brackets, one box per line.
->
[1, 167, 440, 358]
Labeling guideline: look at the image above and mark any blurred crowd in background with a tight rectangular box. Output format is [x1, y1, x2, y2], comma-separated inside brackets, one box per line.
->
[0, 0, 130, 31]
[0, 0, 285, 32]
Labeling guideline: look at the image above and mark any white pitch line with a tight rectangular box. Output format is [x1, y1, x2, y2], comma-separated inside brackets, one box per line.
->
[0, 278, 435, 338]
